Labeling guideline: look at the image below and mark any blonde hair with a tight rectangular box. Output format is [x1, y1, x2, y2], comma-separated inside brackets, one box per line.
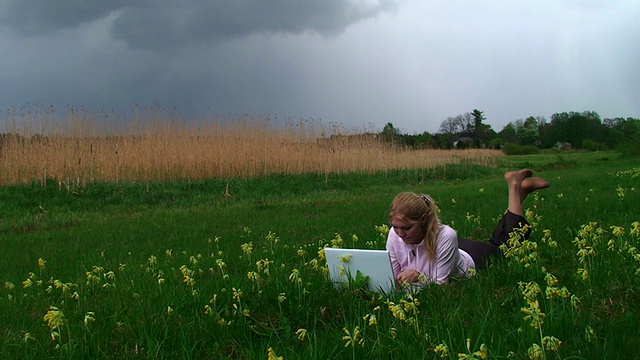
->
[389, 192, 440, 261]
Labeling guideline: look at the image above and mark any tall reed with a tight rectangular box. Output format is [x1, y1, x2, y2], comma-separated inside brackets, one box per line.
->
[0, 106, 502, 185]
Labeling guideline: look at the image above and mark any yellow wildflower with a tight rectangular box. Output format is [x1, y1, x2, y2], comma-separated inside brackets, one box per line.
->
[295, 328, 308, 341]
[38, 258, 46, 270]
[527, 343, 543, 360]
[23, 332, 34, 343]
[434, 342, 449, 358]
[277, 293, 286, 303]
[267, 347, 283, 360]
[232, 287, 242, 302]
[387, 301, 406, 321]
[288, 269, 301, 283]
[542, 336, 562, 351]
[84, 311, 96, 326]
[630, 221, 640, 238]
[342, 326, 364, 347]
[367, 314, 377, 326]
[610, 225, 625, 237]
[148, 255, 157, 267]
[521, 301, 545, 329]
[241, 242, 253, 255]
[43, 306, 65, 330]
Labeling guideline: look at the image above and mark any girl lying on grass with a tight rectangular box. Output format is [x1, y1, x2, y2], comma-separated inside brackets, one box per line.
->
[386, 168, 549, 285]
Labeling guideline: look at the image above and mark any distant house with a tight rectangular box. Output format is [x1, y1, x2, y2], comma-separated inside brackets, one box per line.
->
[453, 136, 473, 148]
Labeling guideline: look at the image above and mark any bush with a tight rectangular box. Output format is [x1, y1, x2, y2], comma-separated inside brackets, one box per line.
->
[580, 139, 608, 151]
[616, 137, 640, 156]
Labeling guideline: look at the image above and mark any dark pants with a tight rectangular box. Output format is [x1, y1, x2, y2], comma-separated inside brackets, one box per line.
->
[457, 211, 530, 269]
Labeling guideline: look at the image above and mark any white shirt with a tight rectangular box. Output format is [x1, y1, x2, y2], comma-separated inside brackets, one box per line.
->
[386, 223, 475, 284]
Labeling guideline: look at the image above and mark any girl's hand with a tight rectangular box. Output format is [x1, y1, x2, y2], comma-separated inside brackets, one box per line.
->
[397, 269, 421, 284]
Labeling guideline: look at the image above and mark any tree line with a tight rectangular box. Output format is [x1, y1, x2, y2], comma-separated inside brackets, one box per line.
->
[380, 109, 640, 155]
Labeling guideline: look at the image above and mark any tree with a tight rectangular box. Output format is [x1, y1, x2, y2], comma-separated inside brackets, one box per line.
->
[471, 109, 485, 134]
[438, 116, 461, 134]
[381, 122, 400, 143]
[498, 123, 517, 144]
[516, 116, 539, 146]
[546, 111, 604, 148]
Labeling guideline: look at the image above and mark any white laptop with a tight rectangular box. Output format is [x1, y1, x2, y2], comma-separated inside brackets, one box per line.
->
[324, 247, 397, 295]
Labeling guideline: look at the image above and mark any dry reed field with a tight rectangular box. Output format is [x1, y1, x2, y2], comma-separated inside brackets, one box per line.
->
[0, 107, 502, 185]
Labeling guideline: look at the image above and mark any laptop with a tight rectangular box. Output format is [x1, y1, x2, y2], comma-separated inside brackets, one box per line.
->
[323, 247, 397, 295]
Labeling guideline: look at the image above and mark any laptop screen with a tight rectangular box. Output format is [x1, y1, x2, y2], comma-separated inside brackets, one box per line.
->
[323, 247, 396, 295]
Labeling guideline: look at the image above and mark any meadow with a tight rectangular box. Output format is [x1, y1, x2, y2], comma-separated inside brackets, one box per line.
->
[1, 113, 639, 359]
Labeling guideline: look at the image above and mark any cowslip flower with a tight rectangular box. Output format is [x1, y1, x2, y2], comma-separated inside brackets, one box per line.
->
[277, 293, 286, 303]
[148, 255, 157, 268]
[295, 328, 308, 341]
[267, 347, 283, 360]
[43, 306, 65, 330]
[342, 326, 363, 347]
[23, 332, 35, 343]
[232, 288, 242, 302]
[247, 271, 260, 282]
[288, 269, 301, 283]
[363, 313, 377, 326]
[611, 225, 625, 237]
[434, 343, 449, 358]
[241, 242, 253, 256]
[521, 301, 545, 329]
[542, 336, 562, 351]
[387, 302, 406, 321]
[527, 343, 543, 360]
[631, 221, 640, 238]
[84, 311, 96, 326]
[330, 233, 344, 247]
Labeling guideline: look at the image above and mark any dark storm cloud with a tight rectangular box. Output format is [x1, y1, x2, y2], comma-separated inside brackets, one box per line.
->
[111, 0, 398, 49]
[0, 0, 128, 35]
[0, 0, 398, 49]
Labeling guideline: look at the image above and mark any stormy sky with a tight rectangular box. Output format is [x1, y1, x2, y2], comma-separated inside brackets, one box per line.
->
[1, 0, 638, 134]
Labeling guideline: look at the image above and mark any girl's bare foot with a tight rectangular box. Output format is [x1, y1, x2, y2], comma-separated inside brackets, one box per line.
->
[504, 169, 533, 185]
[520, 177, 549, 201]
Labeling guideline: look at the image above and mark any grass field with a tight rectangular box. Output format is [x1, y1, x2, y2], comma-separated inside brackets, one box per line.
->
[1, 147, 639, 359]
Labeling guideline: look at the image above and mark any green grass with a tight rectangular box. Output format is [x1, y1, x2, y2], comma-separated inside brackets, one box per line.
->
[0, 151, 639, 359]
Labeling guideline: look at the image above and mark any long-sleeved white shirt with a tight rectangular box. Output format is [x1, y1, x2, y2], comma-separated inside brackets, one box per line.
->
[386, 223, 474, 284]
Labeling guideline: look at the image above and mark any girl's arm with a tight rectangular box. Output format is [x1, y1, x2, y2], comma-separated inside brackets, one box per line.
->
[432, 226, 460, 284]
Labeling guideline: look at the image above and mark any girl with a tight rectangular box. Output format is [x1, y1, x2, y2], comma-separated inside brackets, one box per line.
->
[386, 169, 549, 285]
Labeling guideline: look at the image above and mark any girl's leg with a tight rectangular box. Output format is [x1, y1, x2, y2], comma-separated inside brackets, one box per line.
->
[489, 169, 549, 247]
[458, 238, 501, 269]
[460, 169, 550, 269]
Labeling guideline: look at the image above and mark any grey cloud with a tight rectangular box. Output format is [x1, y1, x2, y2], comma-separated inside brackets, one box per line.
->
[0, 0, 128, 35]
[110, 0, 399, 49]
[0, 0, 398, 49]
